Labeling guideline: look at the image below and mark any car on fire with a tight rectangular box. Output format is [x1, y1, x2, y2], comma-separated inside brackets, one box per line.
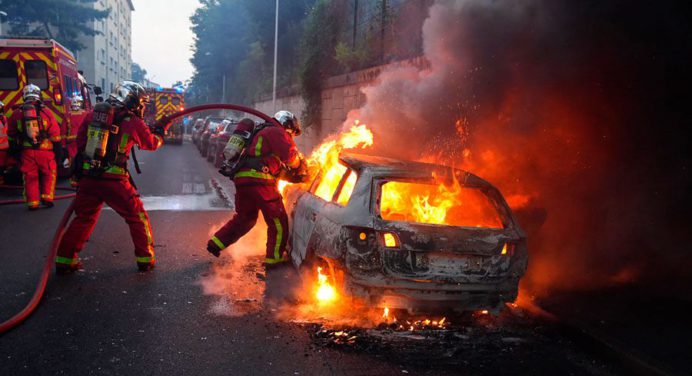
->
[289, 153, 528, 313]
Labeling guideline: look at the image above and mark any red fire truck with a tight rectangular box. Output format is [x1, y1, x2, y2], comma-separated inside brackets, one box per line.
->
[0, 37, 96, 176]
[144, 87, 185, 144]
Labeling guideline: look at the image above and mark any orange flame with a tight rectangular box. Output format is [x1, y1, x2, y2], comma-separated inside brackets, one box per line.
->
[315, 267, 336, 304]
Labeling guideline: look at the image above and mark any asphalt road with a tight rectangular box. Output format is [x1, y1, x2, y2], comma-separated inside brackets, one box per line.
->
[0, 140, 631, 376]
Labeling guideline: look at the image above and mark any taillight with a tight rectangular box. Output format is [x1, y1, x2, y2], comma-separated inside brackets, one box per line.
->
[382, 232, 400, 248]
[54, 89, 63, 105]
[501, 242, 516, 256]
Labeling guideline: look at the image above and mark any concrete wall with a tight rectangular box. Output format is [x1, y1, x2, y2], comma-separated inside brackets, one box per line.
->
[255, 56, 428, 153]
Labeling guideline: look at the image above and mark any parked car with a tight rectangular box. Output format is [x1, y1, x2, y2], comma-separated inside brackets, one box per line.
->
[191, 118, 205, 146]
[288, 152, 528, 314]
[195, 116, 224, 152]
[199, 119, 222, 157]
[207, 119, 238, 167]
[164, 119, 184, 145]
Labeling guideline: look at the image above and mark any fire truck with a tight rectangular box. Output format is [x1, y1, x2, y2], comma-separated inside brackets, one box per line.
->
[144, 87, 185, 144]
[0, 37, 96, 176]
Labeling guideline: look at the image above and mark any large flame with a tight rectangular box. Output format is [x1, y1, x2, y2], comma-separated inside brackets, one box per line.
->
[315, 267, 336, 304]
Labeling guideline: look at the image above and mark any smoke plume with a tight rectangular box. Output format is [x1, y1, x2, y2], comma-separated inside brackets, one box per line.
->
[344, 0, 691, 297]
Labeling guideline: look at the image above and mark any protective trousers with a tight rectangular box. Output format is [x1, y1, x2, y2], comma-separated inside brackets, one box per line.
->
[20, 149, 56, 208]
[211, 185, 289, 264]
[56, 177, 155, 268]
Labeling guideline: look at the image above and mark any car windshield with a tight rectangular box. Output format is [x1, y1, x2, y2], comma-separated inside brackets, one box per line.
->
[379, 179, 503, 229]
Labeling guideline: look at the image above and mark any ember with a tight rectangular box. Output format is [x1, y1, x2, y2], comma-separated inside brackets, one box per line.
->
[315, 267, 336, 304]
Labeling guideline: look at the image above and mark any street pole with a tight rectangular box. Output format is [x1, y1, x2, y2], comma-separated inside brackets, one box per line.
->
[272, 0, 279, 112]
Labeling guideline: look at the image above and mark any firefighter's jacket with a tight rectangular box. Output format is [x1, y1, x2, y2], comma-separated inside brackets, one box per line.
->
[7, 107, 61, 150]
[77, 111, 163, 179]
[232, 122, 301, 186]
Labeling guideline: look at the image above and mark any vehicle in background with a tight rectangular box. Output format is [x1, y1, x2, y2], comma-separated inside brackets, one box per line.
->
[199, 119, 223, 157]
[195, 116, 224, 153]
[288, 153, 528, 314]
[0, 37, 96, 176]
[191, 118, 205, 146]
[143, 86, 185, 145]
[207, 119, 237, 167]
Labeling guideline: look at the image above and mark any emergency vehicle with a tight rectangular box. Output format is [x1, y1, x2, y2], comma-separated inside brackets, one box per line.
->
[0, 37, 95, 175]
[144, 87, 185, 144]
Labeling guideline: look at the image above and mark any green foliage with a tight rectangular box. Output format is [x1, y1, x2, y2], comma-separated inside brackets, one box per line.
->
[334, 41, 372, 72]
[0, 0, 109, 51]
[187, 0, 316, 107]
[299, 0, 345, 129]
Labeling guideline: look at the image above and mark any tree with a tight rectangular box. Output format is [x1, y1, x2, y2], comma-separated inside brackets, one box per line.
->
[0, 0, 109, 51]
[131, 63, 147, 83]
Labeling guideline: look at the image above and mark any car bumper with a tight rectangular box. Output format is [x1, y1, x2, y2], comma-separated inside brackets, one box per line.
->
[344, 274, 519, 313]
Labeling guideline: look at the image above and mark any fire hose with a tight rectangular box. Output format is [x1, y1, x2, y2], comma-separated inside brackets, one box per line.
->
[0, 185, 77, 206]
[0, 103, 276, 335]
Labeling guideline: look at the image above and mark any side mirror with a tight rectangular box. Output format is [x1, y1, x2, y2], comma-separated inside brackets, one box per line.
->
[93, 86, 103, 95]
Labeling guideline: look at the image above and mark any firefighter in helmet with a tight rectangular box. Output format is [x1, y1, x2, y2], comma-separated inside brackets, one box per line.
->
[207, 111, 309, 266]
[55, 81, 164, 274]
[0, 100, 9, 185]
[6, 84, 62, 210]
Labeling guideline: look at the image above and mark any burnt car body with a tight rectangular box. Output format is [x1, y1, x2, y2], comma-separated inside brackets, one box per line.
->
[208, 119, 238, 167]
[289, 153, 528, 313]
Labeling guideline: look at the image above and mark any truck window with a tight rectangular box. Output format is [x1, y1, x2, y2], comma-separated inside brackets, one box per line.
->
[159, 96, 169, 104]
[25, 61, 49, 89]
[64, 75, 74, 98]
[0, 60, 19, 90]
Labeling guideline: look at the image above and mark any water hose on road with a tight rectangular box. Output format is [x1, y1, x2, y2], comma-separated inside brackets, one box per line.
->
[0, 103, 275, 335]
[0, 185, 77, 206]
[0, 200, 75, 334]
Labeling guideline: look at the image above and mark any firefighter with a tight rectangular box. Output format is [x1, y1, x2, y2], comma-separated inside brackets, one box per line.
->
[6, 84, 61, 210]
[0, 101, 8, 185]
[55, 81, 164, 274]
[207, 111, 309, 266]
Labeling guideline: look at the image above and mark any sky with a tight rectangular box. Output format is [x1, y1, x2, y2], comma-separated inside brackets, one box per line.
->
[131, 0, 199, 87]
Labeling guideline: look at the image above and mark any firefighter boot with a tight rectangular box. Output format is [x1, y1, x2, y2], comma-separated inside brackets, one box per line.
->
[55, 261, 83, 275]
[206, 239, 222, 258]
[137, 261, 156, 272]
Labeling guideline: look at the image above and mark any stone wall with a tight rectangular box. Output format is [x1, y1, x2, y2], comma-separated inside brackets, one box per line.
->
[254, 56, 428, 153]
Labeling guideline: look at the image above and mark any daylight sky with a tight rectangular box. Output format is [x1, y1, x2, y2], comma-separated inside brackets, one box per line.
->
[131, 0, 199, 87]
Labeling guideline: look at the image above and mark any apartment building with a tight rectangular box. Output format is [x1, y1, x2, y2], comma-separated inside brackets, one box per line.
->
[76, 0, 134, 94]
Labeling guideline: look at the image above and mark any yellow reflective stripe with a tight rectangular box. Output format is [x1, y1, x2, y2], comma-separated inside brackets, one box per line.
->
[105, 166, 127, 175]
[211, 236, 225, 250]
[264, 257, 286, 264]
[234, 169, 275, 180]
[272, 217, 283, 261]
[136, 256, 154, 263]
[119, 133, 129, 151]
[255, 136, 263, 156]
[138, 212, 154, 247]
[55, 256, 75, 265]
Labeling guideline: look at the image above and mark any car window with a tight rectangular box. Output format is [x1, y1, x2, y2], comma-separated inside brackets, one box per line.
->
[25, 60, 49, 89]
[379, 180, 503, 229]
[0, 60, 19, 90]
[336, 169, 358, 206]
[160, 96, 169, 104]
[312, 163, 356, 205]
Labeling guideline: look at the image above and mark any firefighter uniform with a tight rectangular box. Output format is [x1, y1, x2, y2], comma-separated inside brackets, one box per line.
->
[209, 121, 301, 265]
[0, 113, 8, 184]
[7, 107, 61, 209]
[56, 110, 163, 271]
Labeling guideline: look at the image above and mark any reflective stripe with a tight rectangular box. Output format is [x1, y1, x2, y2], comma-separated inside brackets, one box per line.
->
[255, 136, 263, 157]
[136, 256, 154, 263]
[105, 165, 127, 175]
[119, 133, 129, 151]
[264, 257, 286, 264]
[272, 217, 283, 261]
[211, 236, 225, 250]
[27, 200, 40, 207]
[234, 169, 275, 180]
[55, 256, 75, 265]
[138, 212, 154, 249]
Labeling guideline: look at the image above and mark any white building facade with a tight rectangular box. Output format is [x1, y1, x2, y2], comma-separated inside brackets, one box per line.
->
[77, 0, 134, 94]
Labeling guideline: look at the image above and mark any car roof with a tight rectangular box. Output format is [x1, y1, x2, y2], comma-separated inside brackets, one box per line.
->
[339, 152, 493, 188]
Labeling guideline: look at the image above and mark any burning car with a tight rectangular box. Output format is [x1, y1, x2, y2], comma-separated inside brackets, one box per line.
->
[289, 152, 528, 313]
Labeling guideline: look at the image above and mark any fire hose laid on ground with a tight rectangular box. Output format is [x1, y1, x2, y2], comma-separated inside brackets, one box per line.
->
[0, 103, 277, 335]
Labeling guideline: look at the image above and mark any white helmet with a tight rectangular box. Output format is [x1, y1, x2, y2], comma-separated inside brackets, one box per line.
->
[22, 84, 42, 102]
[273, 110, 301, 136]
